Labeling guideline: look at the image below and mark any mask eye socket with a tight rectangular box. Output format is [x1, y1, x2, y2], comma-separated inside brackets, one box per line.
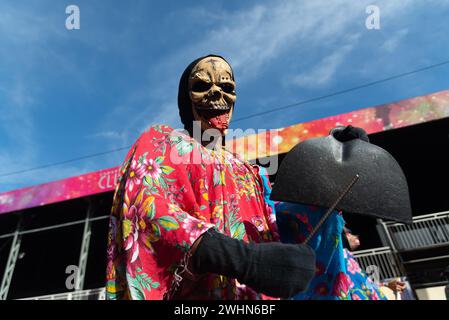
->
[219, 83, 235, 94]
[192, 80, 212, 92]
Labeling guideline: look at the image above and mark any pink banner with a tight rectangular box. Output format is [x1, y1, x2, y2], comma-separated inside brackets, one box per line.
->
[226, 89, 449, 160]
[0, 167, 120, 215]
[1, 88, 449, 215]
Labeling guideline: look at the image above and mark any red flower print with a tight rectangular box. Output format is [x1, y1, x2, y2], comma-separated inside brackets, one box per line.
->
[126, 159, 143, 192]
[347, 256, 362, 274]
[122, 191, 159, 269]
[332, 272, 353, 299]
[137, 158, 162, 181]
[251, 216, 265, 232]
[182, 216, 209, 243]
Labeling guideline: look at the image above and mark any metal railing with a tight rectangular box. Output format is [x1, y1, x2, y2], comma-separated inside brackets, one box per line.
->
[10, 211, 449, 300]
[0, 213, 109, 300]
[381, 211, 449, 251]
[352, 246, 404, 281]
[19, 247, 402, 300]
[20, 287, 106, 300]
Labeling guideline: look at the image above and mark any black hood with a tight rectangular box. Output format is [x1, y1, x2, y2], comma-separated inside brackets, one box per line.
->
[177, 54, 234, 136]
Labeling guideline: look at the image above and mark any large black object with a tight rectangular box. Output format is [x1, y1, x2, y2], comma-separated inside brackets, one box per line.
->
[193, 228, 316, 298]
[270, 126, 412, 224]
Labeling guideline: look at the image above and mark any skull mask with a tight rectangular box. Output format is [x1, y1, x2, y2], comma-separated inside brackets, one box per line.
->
[188, 57, 236, 135]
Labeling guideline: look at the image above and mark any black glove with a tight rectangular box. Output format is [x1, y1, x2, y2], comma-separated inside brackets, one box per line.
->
[331, 125, 369, 143]
[191, 228, 316, 298]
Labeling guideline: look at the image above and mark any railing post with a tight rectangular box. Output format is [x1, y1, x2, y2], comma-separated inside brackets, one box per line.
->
[376, 219, 398, 251]
[376, 219, 408, 278]
[75, 200, 93, 296]
[0, 216, 23, 300]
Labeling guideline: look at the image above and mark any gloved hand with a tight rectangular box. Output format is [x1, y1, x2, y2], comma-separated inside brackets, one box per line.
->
[191, 228, 316, 298]
[331, 125, 369, 143]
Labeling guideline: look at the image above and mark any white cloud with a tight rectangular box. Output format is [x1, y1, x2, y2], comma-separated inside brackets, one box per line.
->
[124, 0, 423, 125]
[176, 1, 362, 81]
[381, 28, 409, 53]
[291, 43, 355, 88]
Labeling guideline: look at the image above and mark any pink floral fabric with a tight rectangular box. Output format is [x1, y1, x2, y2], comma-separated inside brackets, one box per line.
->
[106, 125, 279, 300]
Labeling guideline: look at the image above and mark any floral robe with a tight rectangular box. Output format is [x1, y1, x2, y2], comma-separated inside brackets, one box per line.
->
[106, 125, 279, 300]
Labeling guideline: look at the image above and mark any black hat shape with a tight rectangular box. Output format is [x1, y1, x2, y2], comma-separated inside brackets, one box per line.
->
[270, 126, 412, 224]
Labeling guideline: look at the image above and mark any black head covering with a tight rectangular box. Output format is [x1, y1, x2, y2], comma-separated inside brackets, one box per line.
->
[178, 54, 235, 136]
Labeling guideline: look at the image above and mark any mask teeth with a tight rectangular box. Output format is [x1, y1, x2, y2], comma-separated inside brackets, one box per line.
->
[195, 104, 230, 111]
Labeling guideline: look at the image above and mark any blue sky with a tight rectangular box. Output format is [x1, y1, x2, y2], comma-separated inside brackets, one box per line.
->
[1, 0, 449, 192]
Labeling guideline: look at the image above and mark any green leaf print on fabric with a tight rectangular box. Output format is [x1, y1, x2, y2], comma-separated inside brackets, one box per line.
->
[157, 216, 180, 231]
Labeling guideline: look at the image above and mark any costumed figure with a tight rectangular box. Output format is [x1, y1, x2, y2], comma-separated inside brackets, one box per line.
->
[271, 125, 412, 300]
[106, 55, 316, 300]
